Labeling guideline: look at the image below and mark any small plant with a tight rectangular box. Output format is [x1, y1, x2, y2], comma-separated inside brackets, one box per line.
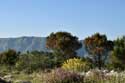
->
[62, 58, 89, 72]
[43, 68, 83, 83]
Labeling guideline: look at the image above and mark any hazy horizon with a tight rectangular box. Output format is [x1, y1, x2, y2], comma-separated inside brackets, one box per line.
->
[0, 0, 125, 40]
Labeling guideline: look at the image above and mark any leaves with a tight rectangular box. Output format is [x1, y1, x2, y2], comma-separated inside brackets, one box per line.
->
[46, 31, 82, 59]
[84, 33, 113, 69]
[109, 36, 125, 70]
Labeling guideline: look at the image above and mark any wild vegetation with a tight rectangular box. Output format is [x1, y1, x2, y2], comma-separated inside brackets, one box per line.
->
[0, 31, 125, 83]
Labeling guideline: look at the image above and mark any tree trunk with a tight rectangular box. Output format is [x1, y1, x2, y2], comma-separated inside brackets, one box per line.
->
[98, 54, 102, 70]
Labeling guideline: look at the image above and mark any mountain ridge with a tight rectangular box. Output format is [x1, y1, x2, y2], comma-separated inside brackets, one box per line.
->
[0, 36, 86, 56]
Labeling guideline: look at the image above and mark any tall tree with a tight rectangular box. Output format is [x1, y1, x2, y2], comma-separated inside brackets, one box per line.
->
[46, 31, 82, 59]
[108, 36, 125, 70]
[84, 33, 113, 69]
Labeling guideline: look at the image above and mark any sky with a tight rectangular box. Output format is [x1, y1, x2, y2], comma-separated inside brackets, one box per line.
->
[0, 0, 125, 40]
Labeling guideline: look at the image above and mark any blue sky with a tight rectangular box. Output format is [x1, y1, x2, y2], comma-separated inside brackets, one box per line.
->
[0, 0, 125, 40]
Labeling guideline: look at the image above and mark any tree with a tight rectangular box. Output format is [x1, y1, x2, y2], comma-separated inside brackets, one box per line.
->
[108, 36, 125, 70]
[0, 49, 20, 65]
[84, 33, 113, 69]
[46, 31, 82, 59]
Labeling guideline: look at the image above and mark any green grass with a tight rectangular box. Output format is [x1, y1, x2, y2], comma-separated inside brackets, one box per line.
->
[11, 73, 43, 83]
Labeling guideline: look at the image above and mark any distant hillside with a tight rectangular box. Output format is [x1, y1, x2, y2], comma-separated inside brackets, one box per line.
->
[0, 37, 87, 56]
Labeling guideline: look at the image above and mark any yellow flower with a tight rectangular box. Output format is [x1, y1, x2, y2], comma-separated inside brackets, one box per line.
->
[62, 58, 88, 72]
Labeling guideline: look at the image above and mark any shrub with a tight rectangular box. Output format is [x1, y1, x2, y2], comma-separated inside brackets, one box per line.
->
[15, 53, 51, 73]
[62, 58, 90, 72]
[43, 68, 83, 83]
[0, 49, 20, 65]
[15, 51, 63, 73]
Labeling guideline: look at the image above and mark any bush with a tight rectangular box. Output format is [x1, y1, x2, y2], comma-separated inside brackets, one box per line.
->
[0, 49, 19, 65]
[43, 68, 83, 83]
[15, 51, 64, 73]
[62, 58, 90, 72]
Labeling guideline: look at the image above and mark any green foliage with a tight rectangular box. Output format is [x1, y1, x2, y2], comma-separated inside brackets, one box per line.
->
[84, 33, 113, 69]
[107, 36, 125, 70]
[46, 31, 82, 59]
[62, 58, 90, 72]
[15, 51, 66, 73]
[16, 52, 48, 73]
[0, 49, 20, 65]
